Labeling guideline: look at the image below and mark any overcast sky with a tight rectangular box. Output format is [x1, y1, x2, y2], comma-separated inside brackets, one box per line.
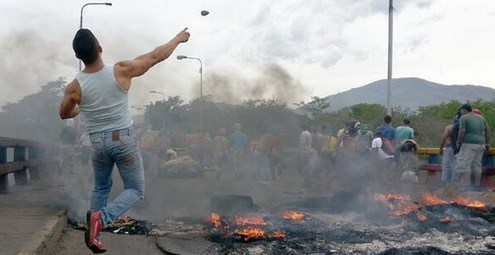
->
[1, 0, 494, 112]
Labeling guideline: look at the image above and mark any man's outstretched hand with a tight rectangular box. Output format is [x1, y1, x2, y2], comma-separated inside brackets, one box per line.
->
[177, 27, 190, 43]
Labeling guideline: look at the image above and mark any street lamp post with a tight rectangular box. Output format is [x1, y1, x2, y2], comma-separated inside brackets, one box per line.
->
[148, 91, 167, 129]
[79, 2, 112, 71]
[177, 55, 203, 130]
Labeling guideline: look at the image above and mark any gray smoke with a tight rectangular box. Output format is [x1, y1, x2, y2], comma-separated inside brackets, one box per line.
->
[204, 62, 307, 105]
[0, 29, 73, 108]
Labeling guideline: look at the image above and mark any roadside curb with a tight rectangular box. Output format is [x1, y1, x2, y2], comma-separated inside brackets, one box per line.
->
[16, 209, 67, 255]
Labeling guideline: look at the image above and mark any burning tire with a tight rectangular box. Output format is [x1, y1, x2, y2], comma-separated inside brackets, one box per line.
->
[211, 195, 254, 216]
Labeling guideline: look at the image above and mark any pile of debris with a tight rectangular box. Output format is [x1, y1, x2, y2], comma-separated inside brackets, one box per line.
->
[68, 190, 495, 254]
[157, 155, 202, 178]
[68, 215, 154, 235]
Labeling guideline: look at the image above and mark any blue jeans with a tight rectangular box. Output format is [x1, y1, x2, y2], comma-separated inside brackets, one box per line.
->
[441, 147, 456, 182]
[89, 127, 145, 226]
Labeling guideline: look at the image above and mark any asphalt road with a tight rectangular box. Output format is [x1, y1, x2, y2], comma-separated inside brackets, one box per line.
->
[54, 228, 163, 255]
[52, 157, 318, 255]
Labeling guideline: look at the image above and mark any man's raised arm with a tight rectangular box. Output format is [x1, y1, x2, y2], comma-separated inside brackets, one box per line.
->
[114, 28, 190, 90]
[59, 79, 82, 119]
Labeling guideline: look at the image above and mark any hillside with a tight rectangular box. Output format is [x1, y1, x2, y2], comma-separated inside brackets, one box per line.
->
[323, 78, 495, 112]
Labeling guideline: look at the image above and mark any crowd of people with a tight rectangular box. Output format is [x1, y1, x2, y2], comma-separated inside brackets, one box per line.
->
[182, 123, 282, 181]
[296, 115, 419, 188]
[295, 104, 491, 190]
[60, 103, 491, 193]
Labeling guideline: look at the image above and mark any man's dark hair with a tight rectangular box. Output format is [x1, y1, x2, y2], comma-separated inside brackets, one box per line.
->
[384, 115, 392, 124]
[459, 103, 473, 112]
[72, 29, 99, 65]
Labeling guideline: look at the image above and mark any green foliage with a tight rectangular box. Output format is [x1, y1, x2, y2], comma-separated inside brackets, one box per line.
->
[417, 100, 462, 122]
[299, 96, 330, 115]
[1, 77, 493, 150]
[146, 95, 186, 131]
[471, 100, 495, 130]
[296, 96, 332, 130]
[317, 103, 387, 135]
[143, 97, 300, 147]
[412, 100, 495, 147]
[231, 99, 300, 140]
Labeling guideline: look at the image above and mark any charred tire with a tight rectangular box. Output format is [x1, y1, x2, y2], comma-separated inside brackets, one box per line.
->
[210, 195, 254, 216]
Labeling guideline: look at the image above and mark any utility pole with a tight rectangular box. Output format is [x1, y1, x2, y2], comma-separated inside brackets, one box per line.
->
[387, 0, 394, 116]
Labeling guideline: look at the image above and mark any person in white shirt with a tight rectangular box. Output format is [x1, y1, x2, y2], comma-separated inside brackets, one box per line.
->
[371, 131, 395, 182]
[298, 127, 314, 187]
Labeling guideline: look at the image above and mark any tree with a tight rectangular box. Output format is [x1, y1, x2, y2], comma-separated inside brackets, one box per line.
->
[145, 95, 186, 131]
[414, 100, 478, 147]
[229, 99, 300, 145]
[295, 96, 332, 130]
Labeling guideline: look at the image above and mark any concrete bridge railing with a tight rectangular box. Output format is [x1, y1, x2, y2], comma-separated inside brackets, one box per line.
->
[0, 137, 59, 194]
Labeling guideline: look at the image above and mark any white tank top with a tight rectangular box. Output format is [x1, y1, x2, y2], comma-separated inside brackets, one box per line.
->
[76, 65, 133, 133]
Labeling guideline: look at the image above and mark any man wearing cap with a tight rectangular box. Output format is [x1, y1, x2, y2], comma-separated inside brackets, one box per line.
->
[473, 109, 483, 116]
[456, 104, 491, 187]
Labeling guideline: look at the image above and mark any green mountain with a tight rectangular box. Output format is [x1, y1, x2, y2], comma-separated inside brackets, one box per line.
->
[323, 77, 495, 112]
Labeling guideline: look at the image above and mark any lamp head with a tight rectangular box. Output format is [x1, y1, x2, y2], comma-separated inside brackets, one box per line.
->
[105, 3, 112, 6]
[177, 55, 187, 60]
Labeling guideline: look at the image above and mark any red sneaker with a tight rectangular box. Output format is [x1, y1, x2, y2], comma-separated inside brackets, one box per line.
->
[85, 210, 106, 254]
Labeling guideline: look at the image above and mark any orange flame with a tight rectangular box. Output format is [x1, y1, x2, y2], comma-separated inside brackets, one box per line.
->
[374, 193, 410, 202]
[375, 192, 488, 223]
[235, 227, 267, 241]
[417, 212, 427, 222]
[208, 213, 222, 228]
[271, 230, 287, 239]
[421, 193, 449, 206]
[282, 211, 306, 220]
[452, 195, 487, 210]
[235, 215, 267, 226]
[440, 215, 453, 223]
[390, 203, 422, 216]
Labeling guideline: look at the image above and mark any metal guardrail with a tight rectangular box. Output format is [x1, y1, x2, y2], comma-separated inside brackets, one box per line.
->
[0, 137, 59, 194]
[416, 147, 495, 188]
[416, 147, 495, 155]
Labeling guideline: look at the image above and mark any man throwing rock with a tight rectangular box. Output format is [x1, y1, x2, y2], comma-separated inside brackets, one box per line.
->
[59, 28, 190, 253]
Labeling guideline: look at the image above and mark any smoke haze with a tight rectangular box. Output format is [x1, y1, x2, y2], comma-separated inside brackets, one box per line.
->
[0, 30, 74, 107]
[204, 62, 307, 105]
